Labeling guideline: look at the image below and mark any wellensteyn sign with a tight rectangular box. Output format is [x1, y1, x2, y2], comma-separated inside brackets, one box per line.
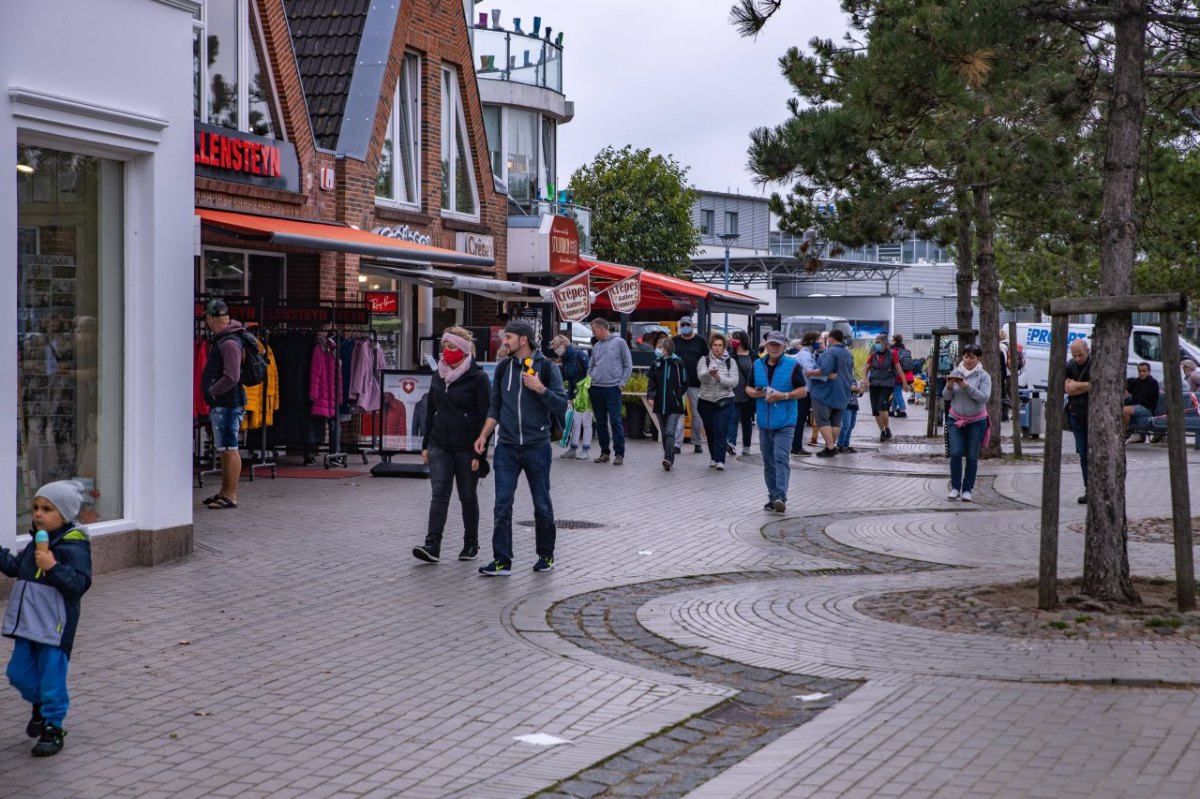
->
[552, 278, 591, 322]
[372, 225, 432, 246]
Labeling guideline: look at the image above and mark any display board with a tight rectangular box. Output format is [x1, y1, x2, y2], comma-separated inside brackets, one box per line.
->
[377, 370, 432, 454]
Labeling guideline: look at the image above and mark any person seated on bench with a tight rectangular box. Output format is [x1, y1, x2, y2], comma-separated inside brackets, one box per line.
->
[1124, 362, 1159, 444]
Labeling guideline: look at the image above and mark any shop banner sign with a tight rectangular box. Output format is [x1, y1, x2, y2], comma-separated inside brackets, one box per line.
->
[377, 370, 432, 454]
[365, 291, 399, 315]
[606, 274, 642, 314]
[552, 277, 591, 322]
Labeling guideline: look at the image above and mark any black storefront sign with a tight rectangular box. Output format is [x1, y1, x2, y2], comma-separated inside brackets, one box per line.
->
[194, 122, 301, 193]
[195, 298, 370, 327]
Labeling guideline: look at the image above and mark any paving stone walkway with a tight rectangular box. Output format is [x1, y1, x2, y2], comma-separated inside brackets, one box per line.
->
[1, 408, 1198, 798]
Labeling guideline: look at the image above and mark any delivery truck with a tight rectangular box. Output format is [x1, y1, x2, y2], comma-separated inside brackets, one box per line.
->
[1017, 323, 1200, 390]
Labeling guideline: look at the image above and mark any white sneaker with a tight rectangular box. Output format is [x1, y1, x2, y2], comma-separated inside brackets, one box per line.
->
[709, 461, 717, 469]
[560, 447, 578, 459]
[576, 448, 589, 460]
[741, 446, 751, 456]
[960, 490, 972, 502]
[947, 489, 960, 500]
[715, 462, 725, 471]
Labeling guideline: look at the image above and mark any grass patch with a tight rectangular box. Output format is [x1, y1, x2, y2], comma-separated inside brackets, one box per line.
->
[1074, 615, 1093, 625]
[1043, 620, 1070, 630]
[1145, 617, 1183, 629]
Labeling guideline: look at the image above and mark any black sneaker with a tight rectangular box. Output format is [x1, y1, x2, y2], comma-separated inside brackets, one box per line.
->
[674, 446, 682, 454]
[772, 498, 786, 513]
[412, 545, 440, 563]
[816, 447, 837, 458]
[31, 724, 64, 757]
[26, 705, 44, 739]
[533, 556, 554, 572]
[880, 431, 888, 442]
[662, 458, 672, 471]
[763, 501, 775, 511]
[694, 444, 704, 454]
[726, 443, 736, 455]
[885, 428, 893, 440]
[458, 544, 479, 561]
[1077, 494, 1088, 505]
[837, 446, 857, 453]
[479, 560, 511, 576]
[791, 449, 812, 458]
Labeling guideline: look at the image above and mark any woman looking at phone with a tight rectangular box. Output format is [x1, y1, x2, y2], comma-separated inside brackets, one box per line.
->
[942, 344, 991, 502]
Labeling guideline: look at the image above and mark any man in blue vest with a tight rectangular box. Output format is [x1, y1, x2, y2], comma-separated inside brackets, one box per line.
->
[746, 331, 808, 513]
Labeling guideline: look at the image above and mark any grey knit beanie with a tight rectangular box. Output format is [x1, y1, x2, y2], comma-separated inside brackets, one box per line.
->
[35, 480, 88, 524]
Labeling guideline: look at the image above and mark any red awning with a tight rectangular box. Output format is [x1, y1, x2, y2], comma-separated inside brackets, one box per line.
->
[196, 208, 495, 268]
[574, 258, 762, 312]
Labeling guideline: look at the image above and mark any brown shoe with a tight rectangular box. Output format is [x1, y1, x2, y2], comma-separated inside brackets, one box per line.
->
[593, 453, 610, 463]
[613, 455, 624, 465]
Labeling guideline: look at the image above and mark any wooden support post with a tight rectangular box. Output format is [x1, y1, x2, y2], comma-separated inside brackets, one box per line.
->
[1161, 310, 1195, 611]
[1008, 319, 1022, 457]
[1038, 313, 1069, 610]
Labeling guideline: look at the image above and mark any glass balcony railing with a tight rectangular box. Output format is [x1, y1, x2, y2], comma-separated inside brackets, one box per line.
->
[508, 200, 591, 255]
[473, 26, 563, 94]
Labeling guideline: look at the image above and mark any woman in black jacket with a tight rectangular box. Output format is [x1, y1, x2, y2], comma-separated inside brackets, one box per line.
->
[414, 327, 491, 563]
[647, 336, 688, 471]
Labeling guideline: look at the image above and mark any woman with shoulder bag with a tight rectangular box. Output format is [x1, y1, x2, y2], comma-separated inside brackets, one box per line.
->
[696, 332, 739, 470]
[943, 344, 991, 502]
[647, 337, 686, 471]
[413, 327, 491, 563]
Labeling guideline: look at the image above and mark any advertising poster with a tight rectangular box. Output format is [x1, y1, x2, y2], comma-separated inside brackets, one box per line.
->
[378, 370, 432, 454]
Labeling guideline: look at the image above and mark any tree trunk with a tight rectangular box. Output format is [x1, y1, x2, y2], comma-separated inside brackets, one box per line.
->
[1083, 0, 1145, 604]
[954, 189, 975, 350]
[974, 185, 1003, 459]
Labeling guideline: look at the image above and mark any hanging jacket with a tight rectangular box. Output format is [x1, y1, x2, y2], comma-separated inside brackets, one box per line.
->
[309, 335, 339, 418]
[193, 339, 210, 418]
[422, 361, 491, 452]
[1, 522, 92, 658]
[243, 343, 280, 429]
[647, 354, 687, 415]
[349, 339, 386, 413]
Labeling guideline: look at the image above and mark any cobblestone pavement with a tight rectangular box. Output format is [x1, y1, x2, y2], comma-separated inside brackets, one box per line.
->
[2, 409, 1198, 798]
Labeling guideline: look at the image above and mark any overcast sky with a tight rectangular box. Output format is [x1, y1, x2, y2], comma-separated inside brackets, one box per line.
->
[477, 0, 849, 199]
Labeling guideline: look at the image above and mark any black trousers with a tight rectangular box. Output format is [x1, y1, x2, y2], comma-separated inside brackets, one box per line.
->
[425, 446, 479, 549]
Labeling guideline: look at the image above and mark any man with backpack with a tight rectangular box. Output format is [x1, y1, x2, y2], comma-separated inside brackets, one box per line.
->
[890, 334, 914, 417]
[200, 299, 266, 510]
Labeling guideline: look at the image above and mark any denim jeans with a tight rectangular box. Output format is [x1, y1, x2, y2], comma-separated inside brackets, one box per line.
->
[793, 396, 811, 453]
[425, 446, 479, 550]
[589, 385, 625, 457]
[674, 387, 702, 445]
[7, 639, 70, 726]
[727, 401, 754, 448]
[491, 443, 555, 565]
[948, 418, 989, 492]
[698, 399, 734, 464]
[892, 384, 907, 412]
[759, 426, 795, 502]
[836, 407, 858, 448]
[658, 413, 681, 462]
[1069, 413, 1088, 487]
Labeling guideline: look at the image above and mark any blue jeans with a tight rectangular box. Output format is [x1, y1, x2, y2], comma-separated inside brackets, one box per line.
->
[759, 426, 795, 502]
[698, 399, 734, 464]
[892, 385, 907, 413]
[948, 418, 988, 492]
[209, 405, 245, 451]
[589, 385, 625, 457]
[837, 407, 858, 448]
[7, 639, 70, 726]
[491, 443, 555, 565]
[1069, 414, 1088, 487]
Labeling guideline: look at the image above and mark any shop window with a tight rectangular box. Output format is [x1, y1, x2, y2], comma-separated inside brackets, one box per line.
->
[201, 249, 285, 298]
[377, 52, 421, 207]
[16, 146, 125, 531]
[483, 105, 503, 179]
[440, 65, 480, 219]
[700, 209, 714, 235]
[506, 108, 538, 206]
[193, 0, 281, 138]
[541, 116, 556, 202]
[725, 211, 739, 236]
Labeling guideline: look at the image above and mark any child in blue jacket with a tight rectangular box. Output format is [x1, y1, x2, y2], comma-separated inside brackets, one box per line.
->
[2, 480, 93, 756]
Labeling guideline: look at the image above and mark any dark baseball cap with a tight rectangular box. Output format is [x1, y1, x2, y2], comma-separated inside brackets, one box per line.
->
[204, 299, 230, 317]
[764, 330, 787, 345]
[503, 320, 536, 341]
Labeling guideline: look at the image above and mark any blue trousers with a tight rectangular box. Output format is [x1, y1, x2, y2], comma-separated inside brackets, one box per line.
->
[698, 400, 734, 464]
[7, 638, 70, 726]
[837, 407, 858, 448]
[589, 385, 625, 457]
[892, 384, 907, 412]
[759, 426, 795, 502]
[1069, 414, 1088, 487]
[948, 418, 989, 492]
[491, 443, 555, 564]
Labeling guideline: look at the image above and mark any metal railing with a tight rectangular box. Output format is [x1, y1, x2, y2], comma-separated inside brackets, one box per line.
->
[473, 27, 564, 94]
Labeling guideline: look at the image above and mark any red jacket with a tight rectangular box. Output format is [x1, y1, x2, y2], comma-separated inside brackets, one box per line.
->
[309, 336, 339, 418]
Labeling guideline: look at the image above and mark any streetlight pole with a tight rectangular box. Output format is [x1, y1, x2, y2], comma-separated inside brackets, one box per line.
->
[717, 232, 740, 332]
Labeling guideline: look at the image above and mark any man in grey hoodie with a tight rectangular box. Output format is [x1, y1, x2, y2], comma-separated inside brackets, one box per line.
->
[587, 317, 633, 465]
[474, 321, 569, 575]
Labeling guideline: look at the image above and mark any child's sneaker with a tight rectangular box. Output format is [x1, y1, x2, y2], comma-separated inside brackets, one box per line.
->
[31, 724, 64, 757]
[26, 705, 44, 739]
[560, 447, 578, 459]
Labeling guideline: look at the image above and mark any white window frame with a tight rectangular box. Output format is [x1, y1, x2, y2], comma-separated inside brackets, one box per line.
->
[377, 51, 422, 210]
[193, 0, 286, 139]
[440, 65, 480, 221]
[482, 104, 559, 209]
[725, 211, 739, 236]
[700, 209, 713, 235]
[199, 247, 287, 297]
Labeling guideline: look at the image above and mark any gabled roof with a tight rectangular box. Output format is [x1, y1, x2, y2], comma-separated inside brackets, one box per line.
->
[283, 0, 372, 151]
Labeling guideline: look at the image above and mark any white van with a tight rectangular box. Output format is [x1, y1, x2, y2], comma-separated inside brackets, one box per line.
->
[781, 315, 854, 342]
[1017, 323, 1200, 390]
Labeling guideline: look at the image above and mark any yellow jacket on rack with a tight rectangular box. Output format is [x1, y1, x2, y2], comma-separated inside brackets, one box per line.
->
[243, 342, 279, 429]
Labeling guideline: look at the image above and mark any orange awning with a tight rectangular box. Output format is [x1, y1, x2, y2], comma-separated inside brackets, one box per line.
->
[196, 208, 494, 268]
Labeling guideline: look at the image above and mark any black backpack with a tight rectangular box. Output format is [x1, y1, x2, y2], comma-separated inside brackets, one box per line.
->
[899, 347, 914, 373]
[235, 331, 267, 387]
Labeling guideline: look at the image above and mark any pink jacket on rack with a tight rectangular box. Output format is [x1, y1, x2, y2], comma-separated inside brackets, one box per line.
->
[309, 335, 339, 418]
[348, 339, 386, 413]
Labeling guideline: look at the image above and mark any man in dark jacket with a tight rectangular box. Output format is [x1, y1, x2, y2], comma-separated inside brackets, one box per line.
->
[671, 316, 708, 454]
[1065, 338, 1091, 504]
[474, 321, 569, 575]
[1123, 362, 1159, 444]
[200, 299, 246, 510]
